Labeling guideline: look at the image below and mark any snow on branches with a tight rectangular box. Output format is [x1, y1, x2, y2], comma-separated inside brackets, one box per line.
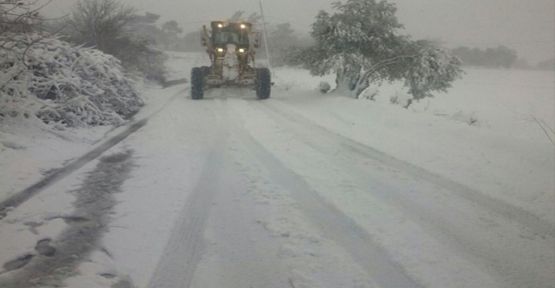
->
[0, 33, 143, 127]
[298, 0, 462, 104]
[0, 0, 45, 34]
[403, 40, 463, 101]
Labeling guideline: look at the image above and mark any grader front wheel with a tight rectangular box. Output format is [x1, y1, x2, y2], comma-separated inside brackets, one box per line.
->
[191, 67, 204, 100]
[256, 68, 271, 100]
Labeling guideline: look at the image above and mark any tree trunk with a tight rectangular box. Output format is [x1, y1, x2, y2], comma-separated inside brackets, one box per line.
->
[334, 67, 363, 98]
[333, 65, 381, 99]
[353, 72, 370, 98]
[403, 98, 413, 109]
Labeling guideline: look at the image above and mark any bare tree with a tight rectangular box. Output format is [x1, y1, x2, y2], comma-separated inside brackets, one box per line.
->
[61, 0, 167, 82]
[0, 0, 49, 34]
[64, 0, 135, 52]
[1, 0, 52, 92]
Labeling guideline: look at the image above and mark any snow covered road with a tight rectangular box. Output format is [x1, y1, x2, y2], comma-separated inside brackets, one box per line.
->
[110, 92, 554, 288]
[152, 95, 552, 288]
[1, 53, 553, 288]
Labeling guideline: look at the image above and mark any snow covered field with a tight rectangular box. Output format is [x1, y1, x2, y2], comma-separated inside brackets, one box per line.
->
[0, 52, 553, 288]
[272, 65, 555, 224]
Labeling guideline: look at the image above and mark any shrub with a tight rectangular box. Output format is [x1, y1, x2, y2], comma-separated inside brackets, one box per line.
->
[0, 34, 143, 127]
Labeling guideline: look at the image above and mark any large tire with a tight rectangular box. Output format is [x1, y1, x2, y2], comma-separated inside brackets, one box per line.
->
[191, 67, 204, 100]
[256, 67, 271, 100]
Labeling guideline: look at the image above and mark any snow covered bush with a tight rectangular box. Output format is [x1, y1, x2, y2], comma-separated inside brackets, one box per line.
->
[0, 34, 142, 127]
[295, 0, 462, 105]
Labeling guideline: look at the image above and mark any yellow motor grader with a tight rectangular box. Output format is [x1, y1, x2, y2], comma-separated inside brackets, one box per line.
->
[191, 21, 271, 100]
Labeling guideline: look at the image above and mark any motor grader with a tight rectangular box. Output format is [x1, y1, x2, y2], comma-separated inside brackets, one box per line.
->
[191, 21, 271, 100]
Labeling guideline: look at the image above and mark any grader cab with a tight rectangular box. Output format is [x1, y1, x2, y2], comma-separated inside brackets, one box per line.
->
[191, 21, 271, 100]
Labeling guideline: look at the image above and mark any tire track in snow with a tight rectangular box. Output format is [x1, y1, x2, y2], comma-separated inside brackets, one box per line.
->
[189, 138, 292, 287]
[147, 148, 223, 288]
[223, 100, 423, 288]
[254, 100, 555, 288]
[147, 99, 230, 288]
[263, 100, 555, 240]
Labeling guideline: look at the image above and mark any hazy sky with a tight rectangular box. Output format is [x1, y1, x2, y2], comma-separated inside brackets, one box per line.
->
[44, 0, 554, 63]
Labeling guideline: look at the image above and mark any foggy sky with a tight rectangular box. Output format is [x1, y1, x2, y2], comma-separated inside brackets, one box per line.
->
[44, 0, 554, 63]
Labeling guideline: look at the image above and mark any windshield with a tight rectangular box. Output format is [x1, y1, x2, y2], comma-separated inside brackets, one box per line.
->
[213, 30, 249, 46]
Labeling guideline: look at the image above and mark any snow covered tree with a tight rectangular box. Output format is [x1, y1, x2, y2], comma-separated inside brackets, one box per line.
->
[162, 20, 182, 36]
[161, 20, 183, 50]
[400, 40, 462, 106]
[297, 0, 462, 103]
[128, 12, 162, 44]
[299, 0, 404, 96]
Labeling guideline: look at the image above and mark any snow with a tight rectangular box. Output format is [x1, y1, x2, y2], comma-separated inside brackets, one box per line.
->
[271, 66, 555, 224]
[0, 52, 553, 288]
[0, 157, 93, 275]
[0, 120, 111, 202]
